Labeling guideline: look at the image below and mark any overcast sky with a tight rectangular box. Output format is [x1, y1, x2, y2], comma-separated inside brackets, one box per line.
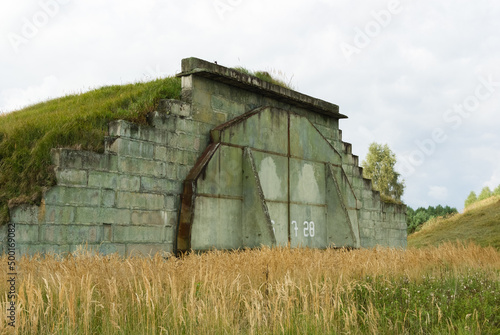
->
[1, 0, 499, 211]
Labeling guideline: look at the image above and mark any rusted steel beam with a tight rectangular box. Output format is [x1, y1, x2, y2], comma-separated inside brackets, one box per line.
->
[176, 143, 220, 254]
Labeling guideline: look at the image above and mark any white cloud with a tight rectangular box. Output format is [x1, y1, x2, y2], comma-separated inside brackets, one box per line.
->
[484, 168, 500, 190]
[1, 75, 60, 113]
[428, 186, 449, 201]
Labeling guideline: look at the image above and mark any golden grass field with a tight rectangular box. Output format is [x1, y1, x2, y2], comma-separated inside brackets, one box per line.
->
[1, 242, 499, 334]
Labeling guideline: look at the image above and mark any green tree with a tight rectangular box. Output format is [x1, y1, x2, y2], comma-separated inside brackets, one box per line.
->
[464, 191, 477, 208]
[478, 186, 492, 201]
[362, 143, 405, 201]
[494, 184, 500, 196]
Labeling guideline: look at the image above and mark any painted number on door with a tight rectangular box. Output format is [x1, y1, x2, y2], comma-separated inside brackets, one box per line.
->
[303, 221, 315, 237]
[291, 220, 315, 237]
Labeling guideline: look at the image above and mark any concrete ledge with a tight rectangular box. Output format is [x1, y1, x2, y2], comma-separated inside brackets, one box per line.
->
[177, 57, 346, 119]
[343, 142, 352, 154]
[107, 137, 155, 159]
[147, 112, 177, 132]
[10, 205, 39, 224]
[108, 120, 169, 144]
[51, 149, 118, 172]
[157, 99, 191, 117]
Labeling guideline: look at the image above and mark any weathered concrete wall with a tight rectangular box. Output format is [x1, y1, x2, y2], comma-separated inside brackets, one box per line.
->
[177, 107, 362, 252]
[6, 100, 204, 256]
[8, 114, 191, 256]
[3, 57, 406, 256]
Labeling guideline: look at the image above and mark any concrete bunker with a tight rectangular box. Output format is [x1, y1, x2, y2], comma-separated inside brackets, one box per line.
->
[2, 57, 407, 256]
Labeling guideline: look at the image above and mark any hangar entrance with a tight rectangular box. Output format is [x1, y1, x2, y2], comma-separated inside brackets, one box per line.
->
[176, 107, 360, 253]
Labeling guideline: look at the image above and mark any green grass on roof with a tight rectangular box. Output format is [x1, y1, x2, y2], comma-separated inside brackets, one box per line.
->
[232, 67, 294, 89]
[0, 76, 181, 225]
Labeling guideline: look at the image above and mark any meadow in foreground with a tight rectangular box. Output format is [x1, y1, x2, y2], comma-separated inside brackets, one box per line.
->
[1, 242, 499, 334]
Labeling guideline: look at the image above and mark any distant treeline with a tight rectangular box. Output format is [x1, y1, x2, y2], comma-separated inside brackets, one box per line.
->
[464, 185, 500, 208]
[407, 184, 500, 234]
[407, 205, 458, 234]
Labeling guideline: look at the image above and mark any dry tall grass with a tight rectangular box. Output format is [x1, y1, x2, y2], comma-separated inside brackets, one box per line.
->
[1, 242, 499, 334]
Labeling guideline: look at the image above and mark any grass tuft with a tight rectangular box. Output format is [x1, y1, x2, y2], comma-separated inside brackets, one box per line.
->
[0, 77, 181, 225]
[380, 193, 404, 205]
[233, 67, 294, 89]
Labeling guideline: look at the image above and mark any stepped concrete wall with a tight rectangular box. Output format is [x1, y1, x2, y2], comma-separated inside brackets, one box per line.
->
[2, 58, 406, 256]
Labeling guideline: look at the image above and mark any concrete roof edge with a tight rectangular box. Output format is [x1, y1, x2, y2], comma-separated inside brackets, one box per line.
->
[176, 57, 347, 119]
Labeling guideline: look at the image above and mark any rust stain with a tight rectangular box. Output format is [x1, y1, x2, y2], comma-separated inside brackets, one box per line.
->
[176, 143, 220, 254]
[212, 106, 267, 133]
[38, 199, 46, 223]
[287, 112, 291, 244]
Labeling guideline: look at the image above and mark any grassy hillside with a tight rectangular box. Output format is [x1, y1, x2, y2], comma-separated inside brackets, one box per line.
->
[0, 77, 181, 224]
[408, 196, 500, 248]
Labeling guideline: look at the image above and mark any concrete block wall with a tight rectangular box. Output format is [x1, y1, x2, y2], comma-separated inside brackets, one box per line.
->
[310, 119, 407, 248]
[336, 140, 407, 248]
[4, 57, 406, 256]
[8, 98, 206, 256]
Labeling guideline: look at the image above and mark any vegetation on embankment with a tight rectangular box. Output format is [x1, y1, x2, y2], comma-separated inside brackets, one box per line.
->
[465, 185, 500, 208]
[1, 243, 499, 334]
[408, 196, 500, 249]
[406, 205, 458, 234]
[0, 77, 182, 225]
